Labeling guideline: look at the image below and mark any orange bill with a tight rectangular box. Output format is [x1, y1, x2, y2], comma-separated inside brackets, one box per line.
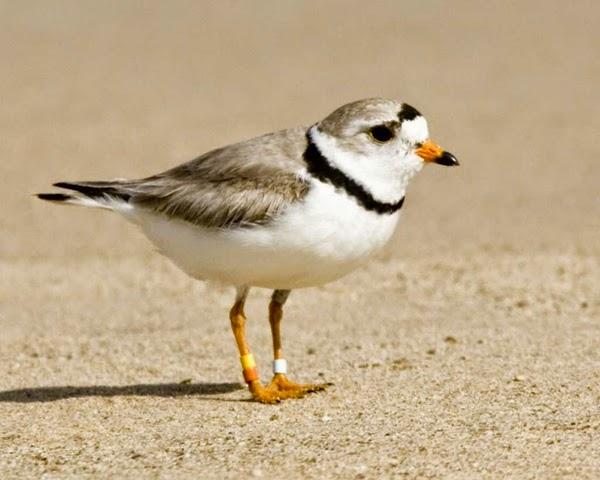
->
[416, 140, 459, 166]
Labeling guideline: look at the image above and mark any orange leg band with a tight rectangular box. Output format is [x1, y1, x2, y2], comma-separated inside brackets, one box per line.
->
[243, 367, 259, 383]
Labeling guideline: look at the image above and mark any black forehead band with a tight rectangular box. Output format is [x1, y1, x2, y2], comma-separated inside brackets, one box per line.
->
[398, 103, 421, 123]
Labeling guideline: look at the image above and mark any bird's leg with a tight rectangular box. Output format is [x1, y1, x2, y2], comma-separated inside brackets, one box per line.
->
[266, 289, 329, 398]
[229, 286, 281, 404]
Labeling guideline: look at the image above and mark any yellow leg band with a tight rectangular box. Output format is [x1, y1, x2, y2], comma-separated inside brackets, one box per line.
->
[240, 353, 256, 370]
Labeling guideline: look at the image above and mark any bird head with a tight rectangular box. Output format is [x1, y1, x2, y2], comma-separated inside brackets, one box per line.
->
[307, 98, 458, 205]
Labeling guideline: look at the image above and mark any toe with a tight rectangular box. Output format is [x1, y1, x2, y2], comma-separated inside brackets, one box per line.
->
[249, 381, 281, 404]
[268, 375, 332, 397]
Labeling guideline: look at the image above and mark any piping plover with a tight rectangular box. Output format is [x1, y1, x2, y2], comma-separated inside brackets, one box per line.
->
[38, 98, 458, 403]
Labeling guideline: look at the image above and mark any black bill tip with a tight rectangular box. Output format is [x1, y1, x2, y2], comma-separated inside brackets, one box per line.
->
[436, 151, 459, 166]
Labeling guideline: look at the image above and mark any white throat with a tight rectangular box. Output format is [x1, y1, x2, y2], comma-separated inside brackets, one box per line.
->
[309, 126, 423, 204]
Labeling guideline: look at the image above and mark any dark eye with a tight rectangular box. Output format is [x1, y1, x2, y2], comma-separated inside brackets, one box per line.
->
[368, 125, 395, 143]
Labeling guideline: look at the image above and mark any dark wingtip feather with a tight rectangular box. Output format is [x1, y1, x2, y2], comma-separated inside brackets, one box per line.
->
[36, 193, 73, 202]
[53, 182, 76, 189]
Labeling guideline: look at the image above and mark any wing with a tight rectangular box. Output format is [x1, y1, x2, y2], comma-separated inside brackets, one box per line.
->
[130, 126, 311, 228]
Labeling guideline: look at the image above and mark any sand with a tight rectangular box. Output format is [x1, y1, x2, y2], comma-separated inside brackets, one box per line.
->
[1, 1, 599, 478]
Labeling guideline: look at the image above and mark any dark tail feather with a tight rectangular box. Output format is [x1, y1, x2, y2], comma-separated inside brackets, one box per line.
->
[53, 181, 132, 202]
[36, 193, 75, 202]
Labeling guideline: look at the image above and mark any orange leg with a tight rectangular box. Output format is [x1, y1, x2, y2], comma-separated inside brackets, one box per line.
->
[229, 287, 281, 404]
[266, 290, 329, 398]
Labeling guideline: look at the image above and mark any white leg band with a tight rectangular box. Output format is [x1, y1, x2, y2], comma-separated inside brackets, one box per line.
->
[273, 359, 288, 374]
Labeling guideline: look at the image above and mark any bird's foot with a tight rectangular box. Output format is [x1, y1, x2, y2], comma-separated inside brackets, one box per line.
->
[247, 376, 330, 403]
[267, 373, 330, 399]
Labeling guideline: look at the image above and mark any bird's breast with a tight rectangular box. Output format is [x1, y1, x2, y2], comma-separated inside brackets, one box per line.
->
[269, 179, 401, 262]
[220, 179, 402, 287]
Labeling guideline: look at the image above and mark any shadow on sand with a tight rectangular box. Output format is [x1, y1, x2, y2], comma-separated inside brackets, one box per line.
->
[0, 382, 243, 403]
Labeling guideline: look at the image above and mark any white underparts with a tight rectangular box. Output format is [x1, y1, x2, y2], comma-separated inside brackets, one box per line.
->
[131, 178, 401, 289]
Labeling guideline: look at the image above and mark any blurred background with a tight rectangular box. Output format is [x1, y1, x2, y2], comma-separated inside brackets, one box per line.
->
[2, 0, 598, 260]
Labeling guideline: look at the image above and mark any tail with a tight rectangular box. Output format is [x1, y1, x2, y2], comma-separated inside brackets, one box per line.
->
[36, 181, 134, 210]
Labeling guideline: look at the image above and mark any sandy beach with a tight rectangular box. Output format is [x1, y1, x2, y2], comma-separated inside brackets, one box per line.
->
[1, 1, 598, 478]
